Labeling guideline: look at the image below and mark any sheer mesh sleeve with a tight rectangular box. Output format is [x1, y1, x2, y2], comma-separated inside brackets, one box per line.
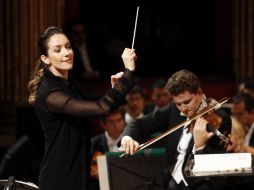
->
[113, 69, 135, 95]
[46, 91, 112, 116]
[45, 69, 136, 117]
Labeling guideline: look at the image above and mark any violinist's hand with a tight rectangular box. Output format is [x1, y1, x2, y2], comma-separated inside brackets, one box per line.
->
[121, 48, 136, 71]
[193, 117, 214, 149]
[120, 136, 140, 155]
[111, 72, 124, 88]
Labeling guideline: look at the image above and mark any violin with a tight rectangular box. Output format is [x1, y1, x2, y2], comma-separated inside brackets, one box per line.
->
[188, 103, 232, 145]
[120, 97, 232, 158]
[188, 106, 222, 133]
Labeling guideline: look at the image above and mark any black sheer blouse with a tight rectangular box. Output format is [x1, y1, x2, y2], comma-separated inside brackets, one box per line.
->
[34, 68, 136, 190]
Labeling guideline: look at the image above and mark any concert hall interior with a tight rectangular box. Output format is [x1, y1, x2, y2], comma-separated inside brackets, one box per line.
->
[0, 0, 254, 189]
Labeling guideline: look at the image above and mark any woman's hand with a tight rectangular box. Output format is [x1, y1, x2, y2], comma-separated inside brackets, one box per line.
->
[121, 48, 137, 71]
[111, 72, 124, 88]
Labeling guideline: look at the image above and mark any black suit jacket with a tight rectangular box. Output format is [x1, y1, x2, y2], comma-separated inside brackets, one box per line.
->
[90, 133, 108, 190]
[91, 133, 109, 155]
[249, 127, 254, 147]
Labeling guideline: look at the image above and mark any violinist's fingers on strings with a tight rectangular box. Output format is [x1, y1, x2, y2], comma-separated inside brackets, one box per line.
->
[195, 117, 208, 128]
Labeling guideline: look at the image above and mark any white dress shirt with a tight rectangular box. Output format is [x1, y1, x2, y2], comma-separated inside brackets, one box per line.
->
[105, 132, 123, 152]
[171, 126, 192, 186]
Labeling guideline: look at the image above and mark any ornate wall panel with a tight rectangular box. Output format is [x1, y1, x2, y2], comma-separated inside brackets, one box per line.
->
[232, 0, 254, 82]
[0, 0, 65, 103]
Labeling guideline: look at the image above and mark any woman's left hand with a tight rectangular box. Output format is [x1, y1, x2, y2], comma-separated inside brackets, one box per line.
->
[111, 72, 124, 88]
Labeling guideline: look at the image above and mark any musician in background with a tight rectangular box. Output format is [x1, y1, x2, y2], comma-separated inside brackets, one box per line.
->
[227, 93, 254, 190]
[90, 108, 126, 190]
[150, 78, 172, 110]
[238, 78, 254, 98]
[124, 85, 154, 124]
[120, 70, 231, 190]
[226, 116, 245, 153]
[231, 93, 254, 154]
[65, 18, 101, 81]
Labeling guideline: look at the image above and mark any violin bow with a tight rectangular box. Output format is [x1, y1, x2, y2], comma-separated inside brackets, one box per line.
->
[119, 97, 230, 158]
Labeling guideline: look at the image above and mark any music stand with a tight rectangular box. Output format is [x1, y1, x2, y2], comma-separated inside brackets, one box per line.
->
[98, 148, 167, 190]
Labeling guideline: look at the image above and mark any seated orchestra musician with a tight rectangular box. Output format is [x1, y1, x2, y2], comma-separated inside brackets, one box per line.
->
[90, 108, 126, 190]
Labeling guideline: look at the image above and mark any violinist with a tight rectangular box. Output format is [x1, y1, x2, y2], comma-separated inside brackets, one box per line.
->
[120, 70, 232, 190]
[90, 108, 126, 190]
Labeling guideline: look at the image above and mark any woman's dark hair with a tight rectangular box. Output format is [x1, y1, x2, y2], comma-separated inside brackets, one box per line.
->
[165, 70, 201, 96]
[38, 26, 64, 55]
[28, 26, 65, 105]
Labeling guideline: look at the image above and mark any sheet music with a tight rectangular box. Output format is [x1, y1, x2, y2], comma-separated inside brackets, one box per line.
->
[192, 153, 252, 174]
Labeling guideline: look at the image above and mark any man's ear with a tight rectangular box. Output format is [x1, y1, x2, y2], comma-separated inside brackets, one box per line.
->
[41, 55, 50, 65]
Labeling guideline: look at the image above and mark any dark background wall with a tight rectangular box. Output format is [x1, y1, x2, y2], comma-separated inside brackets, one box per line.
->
[79, 0, 234, 78]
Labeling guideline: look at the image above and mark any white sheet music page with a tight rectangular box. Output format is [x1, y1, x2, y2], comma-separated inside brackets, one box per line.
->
[193, 153, 252, 174]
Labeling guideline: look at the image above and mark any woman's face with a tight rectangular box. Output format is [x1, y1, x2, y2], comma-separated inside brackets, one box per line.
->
[41, 33, 74, 78]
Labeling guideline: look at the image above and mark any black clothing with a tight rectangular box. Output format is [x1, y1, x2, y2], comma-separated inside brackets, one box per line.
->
[124, 100, 232, 190]
[249, 130, 254, 147]
[91, 133, 109, 154]
[69, 45, 99, 80]
[168, 178, 190, 190]
[34, 68, 136, 190]
[89, 133, 108, 190]
[69, 42, 118, 80]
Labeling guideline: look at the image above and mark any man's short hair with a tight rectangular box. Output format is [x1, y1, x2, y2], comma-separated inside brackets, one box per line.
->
[152, 79, 167, 89]
[100, 108, 125, 124]
[165, 70, 200, 96]
[232, 93, 254, 112]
